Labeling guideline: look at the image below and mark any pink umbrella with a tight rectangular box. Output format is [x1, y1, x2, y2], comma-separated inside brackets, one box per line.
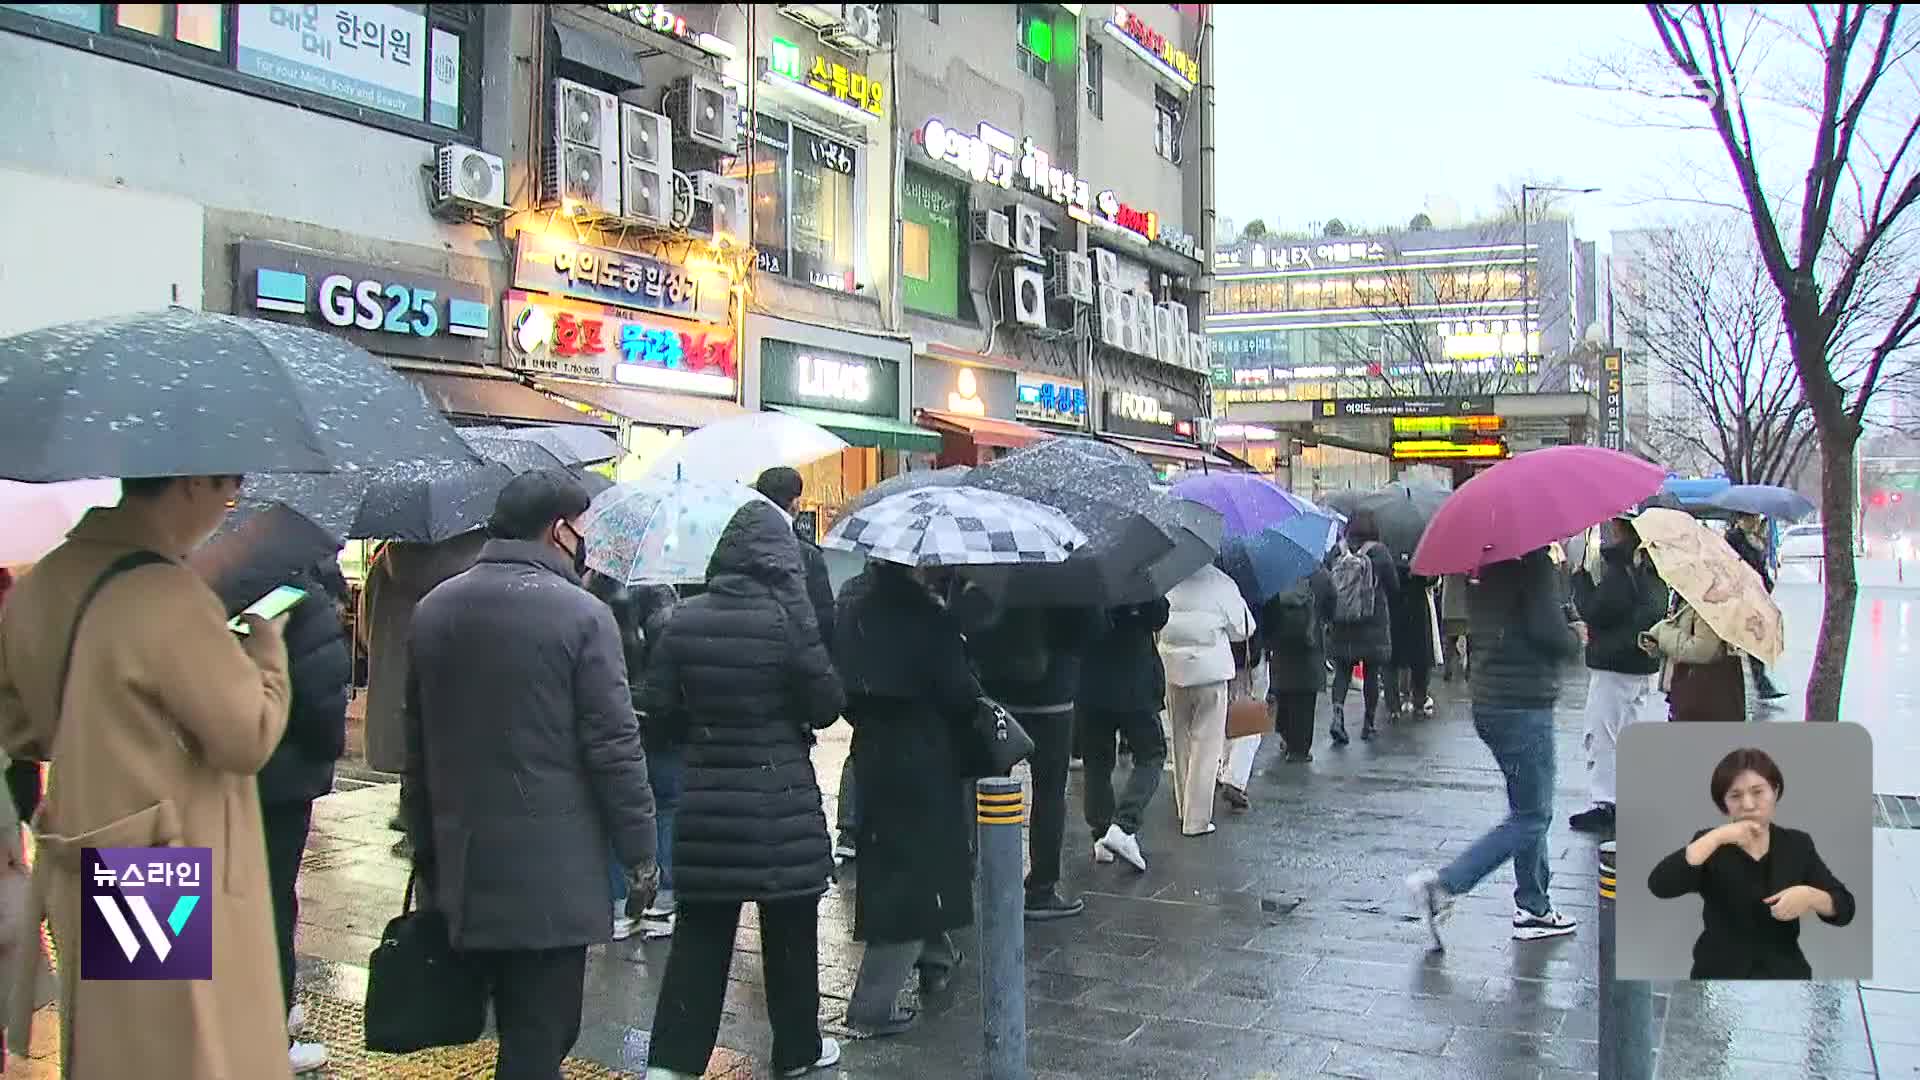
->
[1411, 447, 1664, 575]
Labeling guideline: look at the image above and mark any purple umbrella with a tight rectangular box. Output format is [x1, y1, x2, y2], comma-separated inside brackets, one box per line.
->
[1411, 446, 1665, 575]
[1171, 473, 1314, 537]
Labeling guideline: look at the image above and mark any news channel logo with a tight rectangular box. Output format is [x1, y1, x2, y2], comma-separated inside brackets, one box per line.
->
[80, 847, 213, 981]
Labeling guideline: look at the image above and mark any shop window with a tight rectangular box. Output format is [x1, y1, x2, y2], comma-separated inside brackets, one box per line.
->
[5, 3, 481, 139]
[1154, 87, 1181, 163]
[1085, 38, 1104, 118]
[743, 115, 860, 292]
[903, 166, 966, 319]
[1016, 4, 1051, 83]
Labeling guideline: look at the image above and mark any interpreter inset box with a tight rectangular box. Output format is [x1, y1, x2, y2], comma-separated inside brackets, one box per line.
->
[1615, 722, 1872, 981]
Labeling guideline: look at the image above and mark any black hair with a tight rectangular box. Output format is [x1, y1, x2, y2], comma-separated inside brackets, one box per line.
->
[1710, 747, 1784, 812]
[1345, 508, 1381, 546]
[487, 469, 591, 541]
[754, 466, 804, 512]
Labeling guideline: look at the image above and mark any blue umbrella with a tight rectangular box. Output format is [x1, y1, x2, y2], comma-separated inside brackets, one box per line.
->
[1704, 484, 1816, 521]
[1217, 509, 1340, 604]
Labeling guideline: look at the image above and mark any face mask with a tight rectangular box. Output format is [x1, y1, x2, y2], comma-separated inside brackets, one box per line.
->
[561, 521, 589, 577]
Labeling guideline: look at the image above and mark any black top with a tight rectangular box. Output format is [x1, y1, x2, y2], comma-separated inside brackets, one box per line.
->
[1571, 542, 1669, 676]
[1647, 823, 1856, 979]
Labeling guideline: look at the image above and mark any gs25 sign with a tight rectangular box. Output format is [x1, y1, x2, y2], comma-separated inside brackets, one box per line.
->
[320, 275, 446, 337]
[236, 241, 492, 364]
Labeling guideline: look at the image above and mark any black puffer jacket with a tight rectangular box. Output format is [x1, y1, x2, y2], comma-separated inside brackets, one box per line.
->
[1468, 549, 1583, 708]
[1264, 569, 1336, 694]
[1076, 599, 1171, 713]
[1572, 542, 1669, 675]
[1328, 541, 1400, 661]
[245, 563, 350, 806]
[640, 501, 844, 903]
[585, 574, 684, 750]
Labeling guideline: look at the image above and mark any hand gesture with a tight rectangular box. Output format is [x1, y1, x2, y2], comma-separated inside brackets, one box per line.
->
[1763, 884, 1819, 921]
[1717, 819, 1766, 852]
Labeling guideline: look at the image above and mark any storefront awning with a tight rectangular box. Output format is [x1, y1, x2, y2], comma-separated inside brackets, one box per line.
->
[534, 379, 747, 430]
[915, 409, 1046, 450]
[768, 405, 944, 453]
[1101, 435, 1252, 472]
[401, 370, 614, 429]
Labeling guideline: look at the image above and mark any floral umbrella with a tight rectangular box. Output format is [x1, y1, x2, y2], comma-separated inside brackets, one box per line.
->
[1632, 508, 1785, 665]
[582, 471, 775, 586]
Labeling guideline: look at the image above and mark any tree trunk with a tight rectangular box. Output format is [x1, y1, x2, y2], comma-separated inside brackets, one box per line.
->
[1806, 384, 1859, 725]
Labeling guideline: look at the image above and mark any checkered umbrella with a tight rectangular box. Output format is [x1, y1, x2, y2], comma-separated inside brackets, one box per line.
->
[823, 486, 1086, 567]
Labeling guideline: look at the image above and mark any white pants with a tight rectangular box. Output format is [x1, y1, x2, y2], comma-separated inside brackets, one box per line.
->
[1165, 682, 1229, 834]
[1219, 734, 1260, 790]
[1584, 669, 1659, 806]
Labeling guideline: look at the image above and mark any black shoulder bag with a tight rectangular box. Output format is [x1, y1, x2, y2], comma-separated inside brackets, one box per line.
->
[363, 870, 486, 1053]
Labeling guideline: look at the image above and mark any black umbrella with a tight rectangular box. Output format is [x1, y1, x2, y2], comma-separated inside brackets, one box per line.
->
[240, 457, 515, 544]
[463, 431, 571, 474]
[1351, 482, 1451, 557]
[0, 308, 480, 482]
[188, 502, 342, 614]
[466, 425, 622, 467]
[574, 467, 615, 497]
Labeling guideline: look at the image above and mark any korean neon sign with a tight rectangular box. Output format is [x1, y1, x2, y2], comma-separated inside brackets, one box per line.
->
[1109, 6, 1199, 86]
[768, 37, 886, 117]
[504, 291, 735, 397]
[919, 118, 1091, 222]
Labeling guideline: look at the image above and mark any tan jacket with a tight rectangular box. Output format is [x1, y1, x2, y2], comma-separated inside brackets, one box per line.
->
[358, 534, 484, 772]
[0, 508, 293, 1080]
[1649, 602, 1731, 691]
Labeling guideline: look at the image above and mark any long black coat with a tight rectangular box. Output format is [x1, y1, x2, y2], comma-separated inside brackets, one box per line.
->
[256, 564, 351, 806]
[1328, 542, 1400, 661]
[640, 502, 844, 904]
[403, 540, 656, 951]
[1076, 599, 1171, 713]
[832, 564, 979, 944]
[1264, 569, 1336, 694]
[1389, 565, 1439, 670]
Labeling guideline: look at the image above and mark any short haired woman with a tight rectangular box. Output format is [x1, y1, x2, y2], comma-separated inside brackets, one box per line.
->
[1647, 747, 1856, 979]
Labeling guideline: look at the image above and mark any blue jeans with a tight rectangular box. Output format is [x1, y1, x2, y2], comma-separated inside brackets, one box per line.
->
[648, 745, 686, 891]
[1438, 705, 1556, 916]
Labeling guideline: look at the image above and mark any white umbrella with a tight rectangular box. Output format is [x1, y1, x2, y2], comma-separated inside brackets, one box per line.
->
[1, 478, 121, 566]
[640, 413, 848, 486]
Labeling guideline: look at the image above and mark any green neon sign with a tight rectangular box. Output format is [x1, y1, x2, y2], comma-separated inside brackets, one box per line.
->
[770, 36, 802, 81]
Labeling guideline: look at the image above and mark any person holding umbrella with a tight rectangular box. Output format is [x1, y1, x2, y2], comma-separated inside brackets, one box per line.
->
[0, 474, 300, 1079]
[1263, 568, 1337, 762]
[1725, 513, 1786, 701]
[1568, 515, 1670, 834]
[1077, 597, 1171, 871]
[1632, 508, 1786, 724]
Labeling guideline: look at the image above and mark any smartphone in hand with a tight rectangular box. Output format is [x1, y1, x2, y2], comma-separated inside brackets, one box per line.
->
[229, 585, 308, 636]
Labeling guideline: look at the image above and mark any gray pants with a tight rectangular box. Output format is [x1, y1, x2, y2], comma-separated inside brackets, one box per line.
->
[848, 932, 957, 1024]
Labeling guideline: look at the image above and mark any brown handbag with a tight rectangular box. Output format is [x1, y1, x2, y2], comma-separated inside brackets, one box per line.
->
[1225, 699, 1271, 739]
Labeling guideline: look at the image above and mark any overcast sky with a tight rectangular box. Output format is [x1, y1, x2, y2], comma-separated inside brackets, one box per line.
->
[1212, 5, 1762, 250]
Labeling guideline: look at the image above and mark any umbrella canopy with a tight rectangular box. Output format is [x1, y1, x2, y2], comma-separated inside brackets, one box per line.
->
[1632, 508, 1785, 665]
[842, 465, 973, 518]
[0, 478, 121, 566]
[465, 425, 621, 466]
[463, 431, 571, 474]
[1350, 482, 1450, 557]
[823, 486, 1086, 567]
[574, 468, 615, 497]
[239, 458, 515, 544]
[1218, 509, 1341, 605]
[582, 474, 775, 586]
[0, 308, 479, 481]
[1705, 484, 1816, 521]
[641, 412, 848, 485]
[1171, 473, 1311, 537]
[1413, 447, 1664, 575]
[188, 502, 343, 614]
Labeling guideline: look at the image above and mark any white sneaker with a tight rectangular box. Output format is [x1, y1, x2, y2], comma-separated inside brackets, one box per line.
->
[642, 912, 676, 940]
[781, 1036, 842, 1076]
[286, 1003, 306, 1037]
[1092, 840, 1115, 864]
[1098, 824, 1147, 872]
[1512, 907, 1578, 940]
[833, 838, 858, 861]
[612, 900, 637, 941]
[289, 1041, 328, 1074]
[642, 888, 676, 920]
[1406, 870, 1452, 950]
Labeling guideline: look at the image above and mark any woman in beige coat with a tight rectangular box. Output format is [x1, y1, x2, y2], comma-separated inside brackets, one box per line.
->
[0, 475, 295, 1080]
[1643, 599, 1747, 723]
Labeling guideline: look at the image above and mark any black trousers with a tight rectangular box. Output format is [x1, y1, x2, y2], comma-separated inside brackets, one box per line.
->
[1016, 710, 1073, 899]
[261, 798, 314, 1014]
[1386, 664, 1432, 714]
[1272, 691, 1318, 754]
[461, 945, 588, 1080]
[1079, 707, 1166, 838]
[1329, 656, 1385, 719]
[648, 896, 822, 1075]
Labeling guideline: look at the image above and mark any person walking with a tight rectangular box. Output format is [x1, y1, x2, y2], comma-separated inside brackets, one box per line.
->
[1568, 516, 1669, 833]
[1440, 572, 1473, 682]
[0, 474, 296, 1080]
[1077, 599, 1171, 871]
[1406, 547, 1585, 946]
[1216, 626, 1268, 812]
[1385, 554, 1439, 719]
[641, 501, 844, 1079]
[404, 470, 657, 1080]
[251, 559, 353, 1074]
[1264, 568, 1336, 762]
[1326, 510, 1399, 743]
[831, 561, 979, 1036]
[969, 604, 1102, 919]
[1159, 562, 1254, 838]
[1725, 514, 1785, 700]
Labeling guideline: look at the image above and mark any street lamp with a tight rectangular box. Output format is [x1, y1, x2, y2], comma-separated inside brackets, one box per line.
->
[1519, 183, 1600, 373]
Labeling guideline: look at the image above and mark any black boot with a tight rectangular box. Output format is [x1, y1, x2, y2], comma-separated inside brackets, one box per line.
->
[1329, 704, 1350, 746]
[1361, 710, 1378, 740]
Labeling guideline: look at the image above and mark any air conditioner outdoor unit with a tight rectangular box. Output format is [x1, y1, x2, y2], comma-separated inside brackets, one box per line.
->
[617, 103, 673, 224]
[1049, 250, 1093, 306]
[1156, 304, 1188, 368]
[1096, 283, 1128, 348]
[1008, 204, 1044, 258]
[1131, 289, 1159, 359]
[778, 3, 843, 29]
[1113, 288, 1139, 352]
[1092, 247, 1121, 286]
[1166, 300, 1191, 338]
[549, 79, 621, 215]
[970, 209, 1013, 250]
[435, 143, 506, 211]
[690, 174, 748, 242]
[1189, 333, 1210, 373]
[822, 3, 884, 51]
[1010, 265, 1048, 329]
[669, 75, 739, 153]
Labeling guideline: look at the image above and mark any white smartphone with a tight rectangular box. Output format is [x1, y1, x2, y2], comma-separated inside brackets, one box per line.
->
[228, 585, 308, 636]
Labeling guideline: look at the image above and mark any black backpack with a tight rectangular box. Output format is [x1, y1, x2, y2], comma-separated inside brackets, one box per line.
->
[1266, 584, 1317, 653]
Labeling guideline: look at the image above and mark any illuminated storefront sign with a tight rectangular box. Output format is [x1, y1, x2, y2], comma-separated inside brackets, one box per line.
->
[1319, 396, 1496, 419]
[512, 233, 728, 322]
[1600, 352, 1625, 451]
[234, 241, 489, 364]
[761, 338, 901, 419]
[767, 36, 886, 117]
[1107, 5, 1200, 88]
[1015, 374, 1088, 425]
[1110, 391, 1173, 426]
[1215, 240, 1392, 270]
[1392, 439, 1509, 461]
[503, 290, 736, 397]
[912, 357, 1018, 419]
[918, 118, 1092, 221]
[1103, 390, 1200, 442]
[601, 4, 735, 57]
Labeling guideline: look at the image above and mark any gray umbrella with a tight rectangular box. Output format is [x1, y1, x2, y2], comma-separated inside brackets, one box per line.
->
[463, 431, 572, 474]
[0, 308, 479, 481]
[465, 424, 622, 467]
[1351, 482, 1451, 556]
[243, 458, 517, 543]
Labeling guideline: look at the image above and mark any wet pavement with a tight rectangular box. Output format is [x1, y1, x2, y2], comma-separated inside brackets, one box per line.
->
[277, 647, 1917, 1079]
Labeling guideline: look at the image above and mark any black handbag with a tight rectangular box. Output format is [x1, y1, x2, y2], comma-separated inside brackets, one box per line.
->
[364, 871, 487, 1053]
[960, 698, 1036, 778]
